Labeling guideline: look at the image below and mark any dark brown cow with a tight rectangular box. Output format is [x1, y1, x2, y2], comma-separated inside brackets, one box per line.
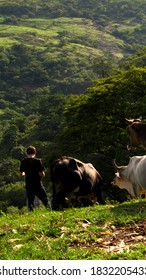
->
[126, 116, 146, 150]
[50, 156, 105, 210]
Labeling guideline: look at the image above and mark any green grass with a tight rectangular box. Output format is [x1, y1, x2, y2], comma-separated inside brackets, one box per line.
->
[0, 17, 125, 58]
[1, 199, 146, 260]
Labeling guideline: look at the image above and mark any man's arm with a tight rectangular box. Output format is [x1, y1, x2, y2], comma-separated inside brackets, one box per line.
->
[38, 159, 45, 178]
[20, 160, 26, 177]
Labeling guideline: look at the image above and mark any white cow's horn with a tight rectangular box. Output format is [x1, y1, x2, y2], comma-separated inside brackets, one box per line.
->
[112, 159, 120, 170]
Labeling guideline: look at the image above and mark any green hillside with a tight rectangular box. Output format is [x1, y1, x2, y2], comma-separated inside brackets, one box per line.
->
[1, 0, 146, 261]
[1, 0, 146, 96]
[1, 1, 146, 56]
[1, 0, 146, 211]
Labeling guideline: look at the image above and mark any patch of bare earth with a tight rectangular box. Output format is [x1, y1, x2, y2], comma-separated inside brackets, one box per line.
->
[70, 219, 146, 253]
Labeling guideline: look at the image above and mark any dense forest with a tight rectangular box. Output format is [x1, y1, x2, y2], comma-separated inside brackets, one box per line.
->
[1, 0, 146, 211]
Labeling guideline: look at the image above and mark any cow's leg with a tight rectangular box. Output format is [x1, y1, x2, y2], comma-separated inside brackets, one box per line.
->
[133, 184, 140, 197]
[95, 184, 105, 204]
[59, 190, 68, 209]
[78, 179, 105, 205]
[52, 190, 68, 210]
[52, 194, 59, 210]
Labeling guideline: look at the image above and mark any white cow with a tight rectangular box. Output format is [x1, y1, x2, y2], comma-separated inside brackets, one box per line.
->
[112, 155, 146, 197]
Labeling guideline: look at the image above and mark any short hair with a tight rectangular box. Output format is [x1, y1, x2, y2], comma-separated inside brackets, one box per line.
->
[26, 146, 36, 155]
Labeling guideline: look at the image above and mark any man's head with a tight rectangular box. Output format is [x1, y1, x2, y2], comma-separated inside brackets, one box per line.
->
[27, 146, 36, 156]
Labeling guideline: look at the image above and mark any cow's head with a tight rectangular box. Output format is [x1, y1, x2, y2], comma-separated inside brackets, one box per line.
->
[112, 159, 126, 186]
[112, 159, 135, 197]
[125, 116, 142, 125]
[126, 116, 142, 150]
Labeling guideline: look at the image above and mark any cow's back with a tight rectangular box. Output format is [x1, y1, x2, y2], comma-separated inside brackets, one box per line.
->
[83, 163, 102, 186]
[128, 156, 146, 191]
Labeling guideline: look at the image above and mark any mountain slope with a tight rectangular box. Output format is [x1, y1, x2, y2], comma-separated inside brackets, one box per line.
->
[1, 0, 146, 96]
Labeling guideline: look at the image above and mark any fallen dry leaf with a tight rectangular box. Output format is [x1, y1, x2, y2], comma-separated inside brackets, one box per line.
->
[118, 239, 125, 248]
[61, 233, 65, 238]
[8, 238, 22, 243]
[13, 244, 24, 251]
[60, 226, 68, 232]
[134, 235, 144, 241]
[97, 238, 103, 243]
[12, 229, 17, 234]
[82, 223, 90, 229]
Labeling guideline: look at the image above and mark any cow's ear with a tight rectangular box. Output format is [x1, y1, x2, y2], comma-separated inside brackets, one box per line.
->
[115, 172, 121, 178]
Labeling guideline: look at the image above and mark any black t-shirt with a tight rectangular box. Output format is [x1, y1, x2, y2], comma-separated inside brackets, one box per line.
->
[20, 157, 45, 187]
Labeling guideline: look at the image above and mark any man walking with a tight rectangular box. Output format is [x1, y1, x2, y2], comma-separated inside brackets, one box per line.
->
[20, 146, 51, 211]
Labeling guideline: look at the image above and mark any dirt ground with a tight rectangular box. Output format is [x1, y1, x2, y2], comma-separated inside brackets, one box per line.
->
[71, 219, 146, 253]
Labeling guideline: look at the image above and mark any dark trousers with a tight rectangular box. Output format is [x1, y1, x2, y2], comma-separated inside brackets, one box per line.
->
[26, 186, 52, 211]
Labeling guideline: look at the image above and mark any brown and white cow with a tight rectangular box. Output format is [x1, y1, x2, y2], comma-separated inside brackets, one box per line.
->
[126, 116, 146, 150]
[50, 156, 105, 210]
[112, 156, 146, 197]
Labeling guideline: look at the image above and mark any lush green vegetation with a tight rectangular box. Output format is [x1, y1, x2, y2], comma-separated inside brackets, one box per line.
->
[1, 199, 146, 260]
[1, 0, 146, 260]
[1, 0, 146, 211]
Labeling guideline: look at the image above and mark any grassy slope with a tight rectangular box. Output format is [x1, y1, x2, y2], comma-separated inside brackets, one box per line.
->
[0, 16, 125, 95]
[1, 0, 146, 67]
[1, 199, 146, 260]
[0, 16, 125, 58]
